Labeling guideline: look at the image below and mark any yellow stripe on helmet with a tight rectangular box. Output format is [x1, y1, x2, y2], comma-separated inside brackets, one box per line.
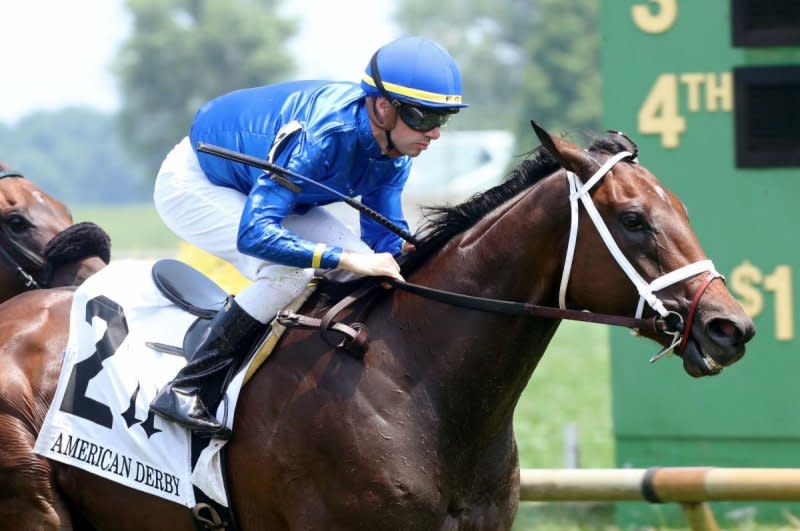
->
[362, 74, 462, 105]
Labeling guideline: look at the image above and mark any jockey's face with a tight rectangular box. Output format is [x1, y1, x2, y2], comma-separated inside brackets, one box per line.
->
[369, 96, 442, 158]
[390, 115, 441, 157]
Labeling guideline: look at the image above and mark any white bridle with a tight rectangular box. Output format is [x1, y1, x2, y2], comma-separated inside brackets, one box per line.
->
[558, 151, 721, 353]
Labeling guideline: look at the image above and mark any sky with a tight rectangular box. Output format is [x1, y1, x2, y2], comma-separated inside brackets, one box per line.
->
[0, 0, 398, 125]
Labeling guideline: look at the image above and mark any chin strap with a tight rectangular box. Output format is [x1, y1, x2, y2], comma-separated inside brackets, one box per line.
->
[367, 50, 404, 157]
[384, 130, 396, 154]
[368, 96, 400, 156]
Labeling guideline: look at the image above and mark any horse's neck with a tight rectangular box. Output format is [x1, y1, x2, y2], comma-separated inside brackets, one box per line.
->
[401, 175, 569, 435]
[48, 258, 107, 288]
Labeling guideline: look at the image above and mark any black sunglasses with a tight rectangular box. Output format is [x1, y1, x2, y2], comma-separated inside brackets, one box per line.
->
[394, 103, 453, 132]
[369, 52, 457, 133]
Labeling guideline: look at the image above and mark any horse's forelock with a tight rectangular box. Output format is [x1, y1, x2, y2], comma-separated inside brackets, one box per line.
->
[589, 131, 639, 161]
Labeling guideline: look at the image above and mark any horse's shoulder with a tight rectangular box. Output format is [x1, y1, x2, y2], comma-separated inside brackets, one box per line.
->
[0, 286, 75, 310]
[0, 289, 72, 432]
[0, 288, 74, 344]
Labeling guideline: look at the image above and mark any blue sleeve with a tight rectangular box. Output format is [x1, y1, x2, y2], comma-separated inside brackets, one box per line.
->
[236, 140, 342, 269]
[360, 167, 411, 256]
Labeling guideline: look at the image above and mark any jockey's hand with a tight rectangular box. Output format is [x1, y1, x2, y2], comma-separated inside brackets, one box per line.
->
[402, 241, 416, 255]
[338, 251, 404, 282]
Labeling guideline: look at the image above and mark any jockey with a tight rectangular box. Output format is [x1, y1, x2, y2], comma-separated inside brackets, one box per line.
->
[149, 36, 468, 438]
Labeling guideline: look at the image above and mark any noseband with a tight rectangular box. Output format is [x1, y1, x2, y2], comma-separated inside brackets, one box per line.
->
[0, 171, 51, 290]
[559, 151, 722, 359]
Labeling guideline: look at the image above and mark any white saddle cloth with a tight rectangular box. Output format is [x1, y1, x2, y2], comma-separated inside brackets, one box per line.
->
[34, 259, 255, 508]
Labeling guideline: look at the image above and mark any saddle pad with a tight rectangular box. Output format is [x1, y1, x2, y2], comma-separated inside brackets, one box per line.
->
[34, 259, 311, 508]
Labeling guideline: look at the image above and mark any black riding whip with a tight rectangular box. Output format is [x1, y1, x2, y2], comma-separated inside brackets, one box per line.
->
[196, 142, 420, 247]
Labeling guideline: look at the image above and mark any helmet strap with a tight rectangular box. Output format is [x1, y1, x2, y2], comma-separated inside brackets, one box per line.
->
[366, 96, 401, 157]
[366, 51, 404, 157]
[385, 130, 397, 154]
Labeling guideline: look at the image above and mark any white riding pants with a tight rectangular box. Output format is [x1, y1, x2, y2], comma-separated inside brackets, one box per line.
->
[153, 137, 372, 322]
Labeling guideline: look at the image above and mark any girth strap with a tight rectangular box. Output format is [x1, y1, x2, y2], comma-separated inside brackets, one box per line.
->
[191, 502, 229, 530]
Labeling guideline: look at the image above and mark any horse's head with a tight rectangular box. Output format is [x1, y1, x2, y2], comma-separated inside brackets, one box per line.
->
[531, 121, 755, 377]
[0, 167, 75, 299]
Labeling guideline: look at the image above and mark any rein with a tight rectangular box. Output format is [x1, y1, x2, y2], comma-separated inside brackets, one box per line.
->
[0, 228, 47, 289]
[386, 278, 669, 333]
[0, 171, 50, 290]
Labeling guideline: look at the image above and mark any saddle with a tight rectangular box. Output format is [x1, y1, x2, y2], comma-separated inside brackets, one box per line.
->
[147, 259, 374, 531]
[149, 259, 372, 360]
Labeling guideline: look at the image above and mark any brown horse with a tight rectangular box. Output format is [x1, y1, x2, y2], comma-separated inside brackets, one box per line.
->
[0, 221, 109, 530]
[0, 123, 753, 530]
[0, 163, 90, 300]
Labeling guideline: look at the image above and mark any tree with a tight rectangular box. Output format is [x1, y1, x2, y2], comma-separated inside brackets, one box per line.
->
[114, 0, 297, 176]
[394, 0, 600, 151]
[516, 0, 600, 143]
[1, 108, 149, 204]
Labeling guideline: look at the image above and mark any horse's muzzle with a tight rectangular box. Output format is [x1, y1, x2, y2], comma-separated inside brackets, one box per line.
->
[680, 314, 755, 377]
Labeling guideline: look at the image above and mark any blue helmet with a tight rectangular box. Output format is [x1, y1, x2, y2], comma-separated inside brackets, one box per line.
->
[361, 36, 468, 110]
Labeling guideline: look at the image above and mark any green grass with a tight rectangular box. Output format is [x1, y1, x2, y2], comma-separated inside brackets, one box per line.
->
[71, 203, 179, 254]
[511, 321, 619, 530]
[514, 321, 613, 470]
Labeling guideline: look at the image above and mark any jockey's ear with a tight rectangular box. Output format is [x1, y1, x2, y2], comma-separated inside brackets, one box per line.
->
[530, 120, 599, 178]
[367, 96, 398, 131]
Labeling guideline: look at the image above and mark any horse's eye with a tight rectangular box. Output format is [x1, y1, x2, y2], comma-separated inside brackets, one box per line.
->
[620, 211, 646, 231]
[5, 214, 32, 234]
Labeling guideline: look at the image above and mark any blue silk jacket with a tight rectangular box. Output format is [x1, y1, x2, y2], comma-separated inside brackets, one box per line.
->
[189, 80, 411, 269]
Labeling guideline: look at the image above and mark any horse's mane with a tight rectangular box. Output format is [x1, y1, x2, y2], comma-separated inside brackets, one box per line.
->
[416, 145, 558, 250]
[316, 130, 639, 301]
[400, 130, 639, 273]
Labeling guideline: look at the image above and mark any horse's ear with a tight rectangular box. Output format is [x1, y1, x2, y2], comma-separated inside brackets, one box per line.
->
[530, 120, 598, 176]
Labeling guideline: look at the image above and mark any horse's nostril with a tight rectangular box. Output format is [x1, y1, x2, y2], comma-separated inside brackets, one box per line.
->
[708, 318, 745, 346]
[716, 320, 738, 337]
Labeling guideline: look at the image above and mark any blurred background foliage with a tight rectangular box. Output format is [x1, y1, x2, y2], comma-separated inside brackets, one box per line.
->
[3, 0, 600, 203]
[115, 0, 298, 173]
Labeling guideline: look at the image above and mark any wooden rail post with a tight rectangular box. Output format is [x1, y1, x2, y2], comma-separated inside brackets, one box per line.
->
[520, 468, 800, 531]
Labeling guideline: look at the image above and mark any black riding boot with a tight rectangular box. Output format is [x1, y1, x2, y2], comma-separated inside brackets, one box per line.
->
[150, 299, 267, 439]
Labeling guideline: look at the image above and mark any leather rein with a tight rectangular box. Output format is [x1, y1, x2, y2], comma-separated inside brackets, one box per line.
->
[386, 278, 671, 332]
[0, 170, 51, 290]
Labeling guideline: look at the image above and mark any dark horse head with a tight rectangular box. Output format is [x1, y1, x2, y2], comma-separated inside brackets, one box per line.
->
[414, 122, 753, 377]
[529, 122, 753, 376]
[0, 163, 110, 300]
[0, 124, 753, 530]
